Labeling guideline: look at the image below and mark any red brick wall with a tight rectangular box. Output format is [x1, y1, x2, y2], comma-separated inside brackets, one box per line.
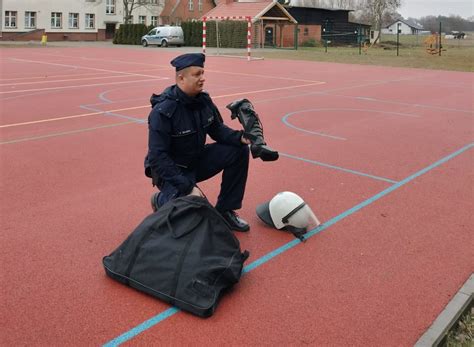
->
[298, 25, 321, 45]
[1, 30, 105, 42]
[280, 24, 321, 47]
[1, 30, 44, 41]
[163, 0, 215, 24]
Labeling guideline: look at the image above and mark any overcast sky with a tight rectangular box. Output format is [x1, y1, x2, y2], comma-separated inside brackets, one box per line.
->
[398, 0, 473, 19]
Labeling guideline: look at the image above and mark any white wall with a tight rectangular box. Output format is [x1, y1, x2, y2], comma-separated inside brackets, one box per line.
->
[382, 21, 414, 35]
[1, 0, 163, 33]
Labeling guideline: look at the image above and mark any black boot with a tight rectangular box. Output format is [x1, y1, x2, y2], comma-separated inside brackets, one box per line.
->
[220, 210, 250, 232]
[226, 99, 279, 162]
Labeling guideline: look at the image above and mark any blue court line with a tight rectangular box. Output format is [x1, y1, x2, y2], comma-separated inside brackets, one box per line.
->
[80, 104, 146, 123]
[282, 112, 346, 140]
[279, 152, 397, 184]
[0, 121, 136, 145]
[102, 142, 473, 346]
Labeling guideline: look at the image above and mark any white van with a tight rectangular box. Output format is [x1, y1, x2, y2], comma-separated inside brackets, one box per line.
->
[141, 26, 184, 47]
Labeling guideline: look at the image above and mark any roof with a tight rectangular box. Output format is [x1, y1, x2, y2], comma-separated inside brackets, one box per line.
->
[285, 0, 352, 11]
[387, 18, 424, 30]
[203, 0, 297, 24]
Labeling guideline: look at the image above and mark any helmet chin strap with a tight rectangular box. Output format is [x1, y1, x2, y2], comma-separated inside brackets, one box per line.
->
[283, 225, 307, 242]
[281, 202, 306, 224]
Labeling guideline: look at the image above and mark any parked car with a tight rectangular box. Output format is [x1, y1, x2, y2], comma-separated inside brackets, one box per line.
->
[141, 26, 184, 47]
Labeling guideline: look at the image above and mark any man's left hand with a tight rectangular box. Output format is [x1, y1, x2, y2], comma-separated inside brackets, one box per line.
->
[241, 135, 251, 145]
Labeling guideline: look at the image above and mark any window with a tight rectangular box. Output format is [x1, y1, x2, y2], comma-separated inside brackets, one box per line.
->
[51, 12, 62, 28]
[198, 0, 202, 12]
[188, 0, 194, 11]
[25, 12, 36, 29]
[69, 13, 79, 29]
[151, 16, 158, 26]
[106, 0, 116, 14]
[304, 27, 308, 36]
[85, 13, 95, 28]
[5, 11, 17, 28]
[139, 16, 146, 24]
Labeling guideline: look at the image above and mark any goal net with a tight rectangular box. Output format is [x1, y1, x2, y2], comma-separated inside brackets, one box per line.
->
[202, 16, 263, 60]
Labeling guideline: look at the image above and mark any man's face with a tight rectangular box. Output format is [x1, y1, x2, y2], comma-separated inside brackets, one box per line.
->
[177, 66, 205, 96]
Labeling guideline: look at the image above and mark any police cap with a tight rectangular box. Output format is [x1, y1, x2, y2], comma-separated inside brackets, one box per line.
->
[170, 53, 205, 71]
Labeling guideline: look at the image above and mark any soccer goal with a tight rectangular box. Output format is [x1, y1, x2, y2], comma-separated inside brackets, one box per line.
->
[202, 16, 263, 61]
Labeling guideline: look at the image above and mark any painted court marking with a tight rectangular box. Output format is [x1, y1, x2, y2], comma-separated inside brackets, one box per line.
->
[0, 78, 163, 95]
[281, 108, 420, 140]
[102, 142, 473, 347]
[0, 82, 324, 128]
[9, 58, 168, 79]
[279, 152, 397, 183]
[0, 74, 145, 87]
[0, 121, 137, 145]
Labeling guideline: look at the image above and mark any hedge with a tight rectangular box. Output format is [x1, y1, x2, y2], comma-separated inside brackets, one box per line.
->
[113, 24, 154, 45]
[114, 21, 248, 47]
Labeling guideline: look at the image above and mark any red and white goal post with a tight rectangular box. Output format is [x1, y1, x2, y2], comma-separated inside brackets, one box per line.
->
[202, 16, 263, 61]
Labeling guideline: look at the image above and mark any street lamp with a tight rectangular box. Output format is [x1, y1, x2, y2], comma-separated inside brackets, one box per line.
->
[396, 22, 401, 56]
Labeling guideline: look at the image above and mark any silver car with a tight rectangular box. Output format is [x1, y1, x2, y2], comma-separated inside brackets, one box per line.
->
[141, 26, 184, 47]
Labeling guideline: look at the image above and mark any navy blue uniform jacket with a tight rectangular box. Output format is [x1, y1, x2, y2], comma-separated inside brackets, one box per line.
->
[147, 85, 243, 195]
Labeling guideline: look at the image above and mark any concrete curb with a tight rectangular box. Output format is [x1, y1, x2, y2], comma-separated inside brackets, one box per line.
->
[415, 273, 473, 347]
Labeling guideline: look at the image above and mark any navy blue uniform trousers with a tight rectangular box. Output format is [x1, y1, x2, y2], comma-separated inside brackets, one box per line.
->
[157, 143, 249, 212]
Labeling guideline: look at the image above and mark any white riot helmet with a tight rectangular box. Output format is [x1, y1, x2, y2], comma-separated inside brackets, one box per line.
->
[256, 191, 321, 240]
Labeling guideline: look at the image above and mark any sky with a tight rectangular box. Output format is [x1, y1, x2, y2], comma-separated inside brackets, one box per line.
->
[398, 0, 474, 19]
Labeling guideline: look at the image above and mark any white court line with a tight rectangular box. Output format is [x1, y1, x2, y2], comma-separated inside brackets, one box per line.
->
[0, 68, 168, 83]
[36, 52, 169, 69]
[0, 78, 166, 95]
[0, 82, 325, 128]
[30, 53, 321, 84]
[207, 69, 324, 83]
[0, 74, 147, 87]
[10, 58, 167, 79]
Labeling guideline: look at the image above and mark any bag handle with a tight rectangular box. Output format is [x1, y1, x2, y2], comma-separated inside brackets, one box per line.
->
[164, 200, 205, 238]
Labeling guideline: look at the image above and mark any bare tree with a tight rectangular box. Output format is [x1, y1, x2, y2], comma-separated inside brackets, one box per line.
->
[123, 0, 157, 24]
[362, 0, 401, 44]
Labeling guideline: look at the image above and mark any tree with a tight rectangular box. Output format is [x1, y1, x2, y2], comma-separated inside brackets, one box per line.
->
[363, 0, 401, 44]
[123, 0, 157, 24]
[418, 15, 474, 33]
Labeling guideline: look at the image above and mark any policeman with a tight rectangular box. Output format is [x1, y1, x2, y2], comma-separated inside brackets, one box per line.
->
[146, 53, 250, 232]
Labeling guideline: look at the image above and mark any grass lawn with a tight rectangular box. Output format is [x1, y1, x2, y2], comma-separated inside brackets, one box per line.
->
[256, 32, 474, 72]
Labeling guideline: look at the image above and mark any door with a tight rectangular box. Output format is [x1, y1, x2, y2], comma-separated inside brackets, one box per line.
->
[265, 27, 274, 47]
[105, 23, 116, 40]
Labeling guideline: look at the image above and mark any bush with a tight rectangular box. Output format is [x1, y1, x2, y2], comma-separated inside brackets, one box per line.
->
[182, 20, 247, 48]
[113, 23, 148, 45]
[301, 38, 319, 47]
[182, 21, 203, 46]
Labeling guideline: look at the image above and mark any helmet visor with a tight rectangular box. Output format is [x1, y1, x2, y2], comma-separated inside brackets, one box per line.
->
[287, 205, 321, 230]
[256, 201, 276, 228]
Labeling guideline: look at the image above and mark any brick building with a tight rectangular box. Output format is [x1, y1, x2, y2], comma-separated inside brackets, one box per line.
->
[203, 0, 297, 48]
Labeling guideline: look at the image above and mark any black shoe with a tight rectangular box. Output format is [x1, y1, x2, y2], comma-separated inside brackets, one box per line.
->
[251, 144, 279, 161]
[150, 192, 160, 212]
[220, 210, 250, 232]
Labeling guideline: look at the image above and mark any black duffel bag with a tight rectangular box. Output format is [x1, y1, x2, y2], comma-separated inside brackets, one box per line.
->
[103, 195, 249, 318]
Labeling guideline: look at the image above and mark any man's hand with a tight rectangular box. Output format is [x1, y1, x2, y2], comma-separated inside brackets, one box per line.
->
[188, 186, 205, 198]
[241, 135, 251, 145]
